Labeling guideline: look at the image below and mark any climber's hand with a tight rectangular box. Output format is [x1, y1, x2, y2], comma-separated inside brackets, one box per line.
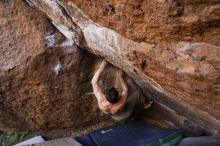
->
[117, 70, 123, 77]
[100, 60, 107, 69]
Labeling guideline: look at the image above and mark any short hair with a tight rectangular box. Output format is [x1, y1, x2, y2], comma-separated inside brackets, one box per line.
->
[105, 87, 119, 103]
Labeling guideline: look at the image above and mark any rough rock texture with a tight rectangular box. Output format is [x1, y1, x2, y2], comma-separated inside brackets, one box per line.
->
[0, 0, 220, 137]
[0, 0, 109, 131]
[0, 0, 143, 131]
[71, 0, 220, 46]
[0, 45, 105, 131]
[0, 0, 49, 73]
[26, 0, 220, 136]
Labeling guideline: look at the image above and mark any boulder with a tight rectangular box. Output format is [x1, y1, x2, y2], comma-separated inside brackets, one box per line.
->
[26, 0, 220, 136]
[0, 0, 219, 136]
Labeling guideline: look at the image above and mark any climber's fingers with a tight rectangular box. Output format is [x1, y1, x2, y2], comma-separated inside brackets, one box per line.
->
[117, 70, 123, 76]
[100, 59, 107, 68]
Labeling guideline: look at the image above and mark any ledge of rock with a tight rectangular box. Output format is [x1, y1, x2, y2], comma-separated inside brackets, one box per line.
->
[0, 0, 219, 136]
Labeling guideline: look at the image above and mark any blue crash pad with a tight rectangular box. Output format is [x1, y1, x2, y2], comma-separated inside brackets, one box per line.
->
[75, 121, 182, 146]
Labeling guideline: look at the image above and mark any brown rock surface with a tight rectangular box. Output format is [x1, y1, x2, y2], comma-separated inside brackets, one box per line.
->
[0, 0, 143, 131]
[70, 0, 220, 45]
[0, 45, 105, 131]
[0, 0, 49, 73]
[0, 0, 109, 131]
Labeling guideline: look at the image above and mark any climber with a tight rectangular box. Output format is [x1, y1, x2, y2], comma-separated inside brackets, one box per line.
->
[91, 60, 146, 121]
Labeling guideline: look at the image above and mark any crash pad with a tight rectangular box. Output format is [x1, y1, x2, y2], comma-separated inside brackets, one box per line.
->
[75, 121, 182, 146]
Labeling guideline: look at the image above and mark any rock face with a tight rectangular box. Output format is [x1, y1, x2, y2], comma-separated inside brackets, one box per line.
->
[0, 0, 109, 131]
[71, 0, 220, 46]
[0, 0, 141, 131]
[0, 0, 220, 136]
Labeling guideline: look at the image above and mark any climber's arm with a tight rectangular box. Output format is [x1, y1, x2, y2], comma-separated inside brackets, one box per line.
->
[118, 70, 128, 98]
[110, 96, 127, 114]
[110, 70, 128, 114]
[91, 60, 107, 100]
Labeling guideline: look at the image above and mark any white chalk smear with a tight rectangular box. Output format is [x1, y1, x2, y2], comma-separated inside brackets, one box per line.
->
[54, 63, 62, 75]
[44, 34, 56, 47]
[101, 129, 113, 134]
